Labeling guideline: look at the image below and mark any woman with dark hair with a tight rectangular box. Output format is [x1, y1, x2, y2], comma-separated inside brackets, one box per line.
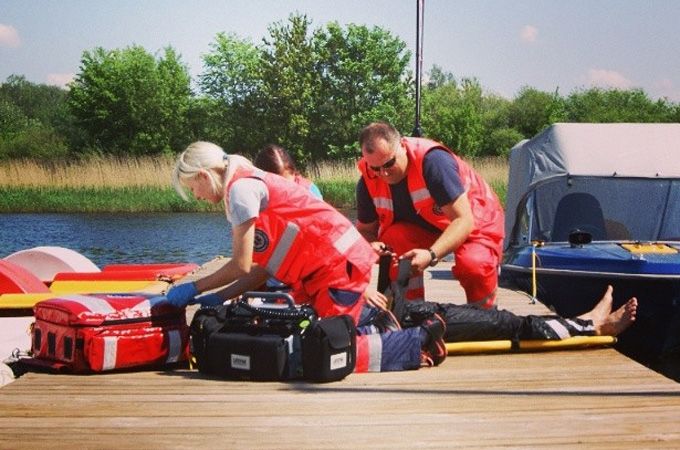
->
[255, 144, 323, 199]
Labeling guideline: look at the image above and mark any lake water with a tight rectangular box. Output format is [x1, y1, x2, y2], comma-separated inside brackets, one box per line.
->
[1, 213, 233, 266]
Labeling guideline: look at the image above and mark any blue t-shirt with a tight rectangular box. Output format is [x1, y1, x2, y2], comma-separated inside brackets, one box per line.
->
[356, 148, 464, 233]
[309, 182, 323, 200]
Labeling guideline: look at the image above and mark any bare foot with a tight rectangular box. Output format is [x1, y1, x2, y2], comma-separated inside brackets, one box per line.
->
[578, 285, 615, 323]
[577, 285, 638, 336]
[596, 297, 637, 336]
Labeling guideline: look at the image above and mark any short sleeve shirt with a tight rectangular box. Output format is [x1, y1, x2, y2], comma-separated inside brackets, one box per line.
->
[356, 148, 464, 232]
[228, 178, 269, 226]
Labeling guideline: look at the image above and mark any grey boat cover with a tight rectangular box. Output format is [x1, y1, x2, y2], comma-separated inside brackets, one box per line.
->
[504, 123, 680, 247]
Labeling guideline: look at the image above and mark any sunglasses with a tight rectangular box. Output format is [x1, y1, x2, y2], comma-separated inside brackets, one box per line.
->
[369, 155, 398, 172]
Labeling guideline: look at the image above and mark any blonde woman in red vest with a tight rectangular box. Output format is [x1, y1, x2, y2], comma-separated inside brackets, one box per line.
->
[167, 141, 447, 371]
[356, 122, 504, 309]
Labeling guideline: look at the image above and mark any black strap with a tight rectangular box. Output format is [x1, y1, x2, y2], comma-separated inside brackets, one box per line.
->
[377, 254, 392, 294]
[391, 259, 411, 321]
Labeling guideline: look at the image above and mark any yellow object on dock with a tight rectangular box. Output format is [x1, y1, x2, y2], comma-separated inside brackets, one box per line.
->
[49, 280, 166, 293]
[0, 281, 168, 310]
[446, 335, 616, 355]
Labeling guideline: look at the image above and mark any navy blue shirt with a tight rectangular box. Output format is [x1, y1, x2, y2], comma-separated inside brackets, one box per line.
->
[356, 148, 465, 233]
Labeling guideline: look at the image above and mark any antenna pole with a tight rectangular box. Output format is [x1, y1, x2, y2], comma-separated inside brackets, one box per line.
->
[412, 0, 425, 137]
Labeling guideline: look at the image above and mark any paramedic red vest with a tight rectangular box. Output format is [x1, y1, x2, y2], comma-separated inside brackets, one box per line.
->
[293, 174, 312, 190]
[226, 167, 377, 286]
[358, 137, 504, 245]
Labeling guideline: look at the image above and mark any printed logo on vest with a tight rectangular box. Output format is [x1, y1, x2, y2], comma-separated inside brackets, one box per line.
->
[254, 229, 270, 252]
[329, 351, 347, 371]
[230, 353, 251, 371]
[432, 204, 444, 216]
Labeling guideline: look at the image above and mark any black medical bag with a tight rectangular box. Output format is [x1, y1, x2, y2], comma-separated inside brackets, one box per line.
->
[190, 292, 355, 382]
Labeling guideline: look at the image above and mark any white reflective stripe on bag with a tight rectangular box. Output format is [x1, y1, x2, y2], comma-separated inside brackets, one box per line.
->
[102, 336, 118, 371]
[62, 294, 116, 314]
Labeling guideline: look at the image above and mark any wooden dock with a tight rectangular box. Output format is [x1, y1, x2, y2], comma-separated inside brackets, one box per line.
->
[2, 262, 680, 449]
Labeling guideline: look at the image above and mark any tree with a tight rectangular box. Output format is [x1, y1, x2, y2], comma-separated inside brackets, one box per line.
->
[565, 88, 675, 123]
[0, 75, 71, 159]
[199, 14, 412, 164]
[258, 14, 319, 163]
[312, 21, 412, 160]
[198, 33, 262, 152]
[508, 86, 564, 138]
[421, 73, 484, 157]
[68, 45, 192, 156]
[479, 94, 523, 156]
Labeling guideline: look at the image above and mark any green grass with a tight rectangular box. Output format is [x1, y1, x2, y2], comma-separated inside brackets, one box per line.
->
[0, 186, 219, 213]
[316, 180, 357, 209]
[0, 178, 507, 213]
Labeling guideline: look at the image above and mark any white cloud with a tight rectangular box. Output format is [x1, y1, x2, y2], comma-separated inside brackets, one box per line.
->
[586, 68, 633, 89]
[519, 25, 538, 43]
[0, 24, 21, 48]
[46, 73, 75, 88]
[655, 78, 680, 102]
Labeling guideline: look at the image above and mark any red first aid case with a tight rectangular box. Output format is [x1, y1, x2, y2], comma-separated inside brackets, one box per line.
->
[30, 293, 189, 373]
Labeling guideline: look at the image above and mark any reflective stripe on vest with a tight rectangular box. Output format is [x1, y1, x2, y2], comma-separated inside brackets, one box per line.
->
[266, 222, 301, 275]
[373, 197, 393, 211]
[333, 226, 362, 255]
[410, 187, 430, 204]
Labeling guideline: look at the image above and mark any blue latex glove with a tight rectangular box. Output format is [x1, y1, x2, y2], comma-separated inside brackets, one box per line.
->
[166, 282, 199, 307]
[195, 292, 224, 307]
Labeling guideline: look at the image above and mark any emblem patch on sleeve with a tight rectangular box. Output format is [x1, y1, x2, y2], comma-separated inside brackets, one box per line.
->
[254, 229, 270, 252]
[432, 204, 444, 216]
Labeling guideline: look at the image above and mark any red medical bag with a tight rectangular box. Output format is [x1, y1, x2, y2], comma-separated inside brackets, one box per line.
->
[30, 293, 189, 373]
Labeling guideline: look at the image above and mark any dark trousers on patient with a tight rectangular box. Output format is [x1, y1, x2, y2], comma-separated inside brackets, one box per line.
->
[404, 302, 596, 343]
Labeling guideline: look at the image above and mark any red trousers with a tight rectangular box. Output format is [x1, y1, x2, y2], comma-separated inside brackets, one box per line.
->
[379, 222, 501, 309]
[289, 259, 419, 372]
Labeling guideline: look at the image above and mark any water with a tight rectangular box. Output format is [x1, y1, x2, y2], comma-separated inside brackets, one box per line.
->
[1, 213, 233, 267]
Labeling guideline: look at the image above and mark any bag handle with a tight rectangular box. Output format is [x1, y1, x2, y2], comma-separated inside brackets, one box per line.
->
[235, 291, 313, 322]
[237, 291, 297, 310]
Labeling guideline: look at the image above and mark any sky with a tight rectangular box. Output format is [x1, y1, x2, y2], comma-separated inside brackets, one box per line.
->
[2, 0, 680, 101]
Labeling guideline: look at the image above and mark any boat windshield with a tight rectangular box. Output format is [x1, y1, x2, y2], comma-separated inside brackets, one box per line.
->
[513, 177, 680, 244]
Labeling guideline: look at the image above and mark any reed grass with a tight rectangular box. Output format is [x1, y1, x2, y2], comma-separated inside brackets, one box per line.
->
[0, 156, 175, 188]
[0, 155, 509, 212]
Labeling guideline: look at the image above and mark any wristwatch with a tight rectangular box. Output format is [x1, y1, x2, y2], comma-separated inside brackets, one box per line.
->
[428, 249, 439, 267]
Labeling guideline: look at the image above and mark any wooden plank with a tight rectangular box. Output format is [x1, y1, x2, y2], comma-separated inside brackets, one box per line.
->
[1, 262, 679, 449]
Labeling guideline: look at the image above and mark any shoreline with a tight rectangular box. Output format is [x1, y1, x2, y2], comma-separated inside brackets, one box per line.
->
[0, 185, 358, 213]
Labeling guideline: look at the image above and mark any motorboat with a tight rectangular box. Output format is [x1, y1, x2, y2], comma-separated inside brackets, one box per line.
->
[501, 123, 680, 368]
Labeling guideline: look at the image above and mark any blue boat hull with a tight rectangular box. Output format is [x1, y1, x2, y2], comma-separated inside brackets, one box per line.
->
[502, 242, 680, 377]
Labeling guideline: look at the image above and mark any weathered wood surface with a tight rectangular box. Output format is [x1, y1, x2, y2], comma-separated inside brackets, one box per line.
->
[1, 261, 679, 449]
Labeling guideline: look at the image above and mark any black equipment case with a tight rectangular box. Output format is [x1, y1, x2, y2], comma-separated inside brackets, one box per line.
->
[190, 292, 356, 382]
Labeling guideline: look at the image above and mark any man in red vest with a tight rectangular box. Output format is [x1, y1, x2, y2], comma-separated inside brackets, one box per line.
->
[356, 122, 505, 309]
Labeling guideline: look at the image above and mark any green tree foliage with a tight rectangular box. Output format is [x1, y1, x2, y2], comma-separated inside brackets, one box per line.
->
[67, 46, 192, 156]
[508, 86, 565, 137]
[199, 14, 412, 164]
[0, 75, 71, 159]
[198, 33, 262, 151]
[313, 22, 412, 160]
[421, 74, 484, 157]
[479, 94, 515, 156]
[564, 88, 676, 123]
